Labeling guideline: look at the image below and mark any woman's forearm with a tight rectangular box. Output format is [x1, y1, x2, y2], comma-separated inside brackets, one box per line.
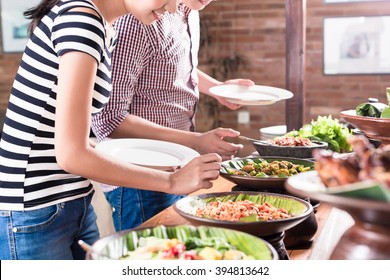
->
[109, 114, 202, 150]
[197, 69, 222, 95]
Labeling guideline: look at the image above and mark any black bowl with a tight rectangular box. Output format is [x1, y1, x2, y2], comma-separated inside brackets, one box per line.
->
[220, 156, 315, 191]
[253, 140, 328, 159]
[173, 191, 313, 237]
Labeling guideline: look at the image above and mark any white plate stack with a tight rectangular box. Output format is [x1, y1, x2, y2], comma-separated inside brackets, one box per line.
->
[259, 125, 286, 140]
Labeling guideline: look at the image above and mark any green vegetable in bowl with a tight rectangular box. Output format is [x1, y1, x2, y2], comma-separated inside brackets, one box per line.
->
[356, 88, 390, 119]
[226, 158, 312, 178]
[382, 108, 390, 118]
[356, 102, 387, 118]
[284, 115, 353, 153]
[184, 237, 231, 251]
[380, 88, 390, 118]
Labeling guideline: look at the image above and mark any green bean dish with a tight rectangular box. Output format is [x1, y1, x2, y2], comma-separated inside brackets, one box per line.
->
[224, 158, 313, 178]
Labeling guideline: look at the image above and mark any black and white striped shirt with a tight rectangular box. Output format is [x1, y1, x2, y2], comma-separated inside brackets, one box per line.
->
[0, 0, 113, 210]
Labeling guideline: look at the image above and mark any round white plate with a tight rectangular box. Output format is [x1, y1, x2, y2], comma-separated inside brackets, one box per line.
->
[96, 139, 200, 171]
[259, 125, 287, 138]
[287, 171, 390, 202]
[209, 85, 293, 106]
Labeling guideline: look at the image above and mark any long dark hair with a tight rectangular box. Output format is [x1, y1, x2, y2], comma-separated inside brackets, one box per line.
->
[24, 0, 61, 36]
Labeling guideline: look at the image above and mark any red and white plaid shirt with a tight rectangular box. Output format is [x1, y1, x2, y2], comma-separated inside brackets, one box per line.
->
[91, 4, 200, 141]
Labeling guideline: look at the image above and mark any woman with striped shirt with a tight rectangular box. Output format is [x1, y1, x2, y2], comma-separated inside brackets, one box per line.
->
[0, 0, 222, 260]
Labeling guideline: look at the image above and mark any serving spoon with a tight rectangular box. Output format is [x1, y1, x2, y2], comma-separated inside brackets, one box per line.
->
[78, 240, 115, 260]
[238, 135, 263, 143]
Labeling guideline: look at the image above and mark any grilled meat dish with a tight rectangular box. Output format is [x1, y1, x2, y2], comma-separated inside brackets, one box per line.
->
[313, 136, 390, 188]
[313, 149, 360, 187]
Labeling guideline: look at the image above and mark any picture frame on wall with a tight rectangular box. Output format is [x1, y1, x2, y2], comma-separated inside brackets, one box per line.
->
[323, 15, 390, 75]
[0, 0, 40, 53]
[324, 0, 388, 3]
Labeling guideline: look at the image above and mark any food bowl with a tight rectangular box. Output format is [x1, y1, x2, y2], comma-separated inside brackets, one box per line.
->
[173, 191, 313, 237]
[220, 156, 315, 191]
[340, 110, 390, 143]
[86, 225, 278, 260]
[253, 140, 328, 159]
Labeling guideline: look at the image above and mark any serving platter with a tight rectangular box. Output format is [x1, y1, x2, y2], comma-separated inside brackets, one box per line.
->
[209, 84, 293, 106]
[173, 191, 313, 237]
[87, 225, 278, 260]
[285, 170, 390, 260]
[286, 171, 390, 222]
[96, 138, 199, 171]
[288, 171, 390, 202]
[220, 156, 315, 191]
[340, 110, 390, 142]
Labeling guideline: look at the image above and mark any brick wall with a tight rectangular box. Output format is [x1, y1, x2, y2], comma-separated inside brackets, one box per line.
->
[0, 52, 21, 120]
[1, 0, 390, 154]
[196, 0, 390, 150]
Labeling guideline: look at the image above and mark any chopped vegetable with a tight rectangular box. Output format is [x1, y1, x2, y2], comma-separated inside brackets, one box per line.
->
[355, 89, 390, 119]
[120, 236, 254, 260]
[356, 102, 387, 117]
[380, 88, 390, 118]
[227, 159, 311, 178]
[184, 237, 231, 251]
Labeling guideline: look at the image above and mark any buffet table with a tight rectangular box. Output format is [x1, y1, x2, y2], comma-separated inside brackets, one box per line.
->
[138, 176, 355, 260]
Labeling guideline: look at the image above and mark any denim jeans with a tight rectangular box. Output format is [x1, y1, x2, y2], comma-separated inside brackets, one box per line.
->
[104, 187, 184, 231]
[0, 191, 99, 260]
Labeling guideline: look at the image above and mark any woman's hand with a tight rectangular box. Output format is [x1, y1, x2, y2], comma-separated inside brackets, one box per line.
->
[168, 153, 222, 195]
[193, 128, 243, 161]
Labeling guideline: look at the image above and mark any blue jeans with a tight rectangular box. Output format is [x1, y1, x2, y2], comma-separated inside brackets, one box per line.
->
[0, 192, 99, 260]
[104, 187, 184, 231]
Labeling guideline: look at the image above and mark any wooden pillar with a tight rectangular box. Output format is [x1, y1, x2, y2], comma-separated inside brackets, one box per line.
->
[285, 0, 306, 131]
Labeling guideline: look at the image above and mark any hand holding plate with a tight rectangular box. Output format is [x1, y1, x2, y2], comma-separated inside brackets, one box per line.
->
[212, 79, 255, 110]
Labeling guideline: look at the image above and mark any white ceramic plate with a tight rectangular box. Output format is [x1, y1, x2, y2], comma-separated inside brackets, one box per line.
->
[287, 171, 390, 202]
[260, 125, 287, 138]
[96, 139, 200, 171]
[209, 85, 293, 106]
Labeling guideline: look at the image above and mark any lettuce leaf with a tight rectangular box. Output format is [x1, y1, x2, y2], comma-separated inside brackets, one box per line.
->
[356, 102, 387, 117]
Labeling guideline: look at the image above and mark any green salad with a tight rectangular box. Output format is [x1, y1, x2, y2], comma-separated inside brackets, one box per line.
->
[356, 88, 390, 118]
[120, 236, 255, 260]
[283, 115, 353, 153]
